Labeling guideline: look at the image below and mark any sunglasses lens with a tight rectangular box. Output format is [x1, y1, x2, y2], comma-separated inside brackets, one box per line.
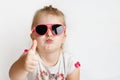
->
[36, 25, 47, 35]
[52, 24, 64, 35]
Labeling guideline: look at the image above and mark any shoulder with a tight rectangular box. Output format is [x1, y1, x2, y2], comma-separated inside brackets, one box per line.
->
[62, 52, 80, 75]
[63, 52, 80, 65]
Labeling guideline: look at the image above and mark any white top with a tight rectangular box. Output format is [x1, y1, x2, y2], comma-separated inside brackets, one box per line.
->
[27, 51, 80, 80]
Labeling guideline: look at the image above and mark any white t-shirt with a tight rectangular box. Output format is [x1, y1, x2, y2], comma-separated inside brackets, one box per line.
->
[27, 51, 80, 80]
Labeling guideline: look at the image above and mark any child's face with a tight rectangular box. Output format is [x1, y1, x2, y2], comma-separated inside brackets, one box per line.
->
[32, 14, 66, 53]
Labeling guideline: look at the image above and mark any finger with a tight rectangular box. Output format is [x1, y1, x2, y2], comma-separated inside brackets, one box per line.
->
[30, 61, 39, 66]
[30, 40, 37, 51]
[27, 66, 37, 72]
[23, 49, 29, 54]
[31, 55, 39, 61]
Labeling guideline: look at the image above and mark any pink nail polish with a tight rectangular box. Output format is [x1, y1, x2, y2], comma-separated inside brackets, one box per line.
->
[24, 49, 28, 53]
[74, 61, 80, 68]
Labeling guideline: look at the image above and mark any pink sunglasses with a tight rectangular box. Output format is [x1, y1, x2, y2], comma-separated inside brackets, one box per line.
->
[32, 24, 66, 36]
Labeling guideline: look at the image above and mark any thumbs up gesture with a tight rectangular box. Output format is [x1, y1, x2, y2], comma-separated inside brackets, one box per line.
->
[19, 40, 39, 72]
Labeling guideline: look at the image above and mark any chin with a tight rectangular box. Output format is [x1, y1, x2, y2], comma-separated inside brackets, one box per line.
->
[45, 46, 55, 51]
[45, 46, 59, 52]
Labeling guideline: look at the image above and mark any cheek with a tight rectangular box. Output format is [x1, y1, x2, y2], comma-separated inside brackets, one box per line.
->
[36, 37, 45, 44]
[56, 36, 65, 44]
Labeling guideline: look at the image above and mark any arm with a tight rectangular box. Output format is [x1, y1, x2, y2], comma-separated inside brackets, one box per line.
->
[9, 55, 29, 80]
[66, 67, 80, 80]
[9, 40, 38, 80]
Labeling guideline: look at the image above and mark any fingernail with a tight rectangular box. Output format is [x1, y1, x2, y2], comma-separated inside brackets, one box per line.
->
[24, 49, 28, 53]
[74, 61, 80, 68]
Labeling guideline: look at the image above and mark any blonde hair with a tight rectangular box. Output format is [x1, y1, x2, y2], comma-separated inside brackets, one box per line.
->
[31, 5, 66, 29]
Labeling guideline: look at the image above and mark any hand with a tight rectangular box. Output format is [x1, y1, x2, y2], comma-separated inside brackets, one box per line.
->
[19, 40, 39, 72]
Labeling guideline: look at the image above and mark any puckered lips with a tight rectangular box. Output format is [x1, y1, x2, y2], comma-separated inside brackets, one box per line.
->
[46, 38, 53, 43]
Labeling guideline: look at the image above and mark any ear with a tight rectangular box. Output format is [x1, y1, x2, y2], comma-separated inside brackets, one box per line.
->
[63, 33, 67, 43]
[30, 33, 36, 40]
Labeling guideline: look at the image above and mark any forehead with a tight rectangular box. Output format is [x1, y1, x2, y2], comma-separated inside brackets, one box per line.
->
[36, 14, 63, 25]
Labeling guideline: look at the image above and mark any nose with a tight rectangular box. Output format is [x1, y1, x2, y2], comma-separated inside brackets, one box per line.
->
[46, 28, 53, 37]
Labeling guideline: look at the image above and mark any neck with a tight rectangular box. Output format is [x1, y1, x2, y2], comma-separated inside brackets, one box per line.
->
[38, 49, 61, 67]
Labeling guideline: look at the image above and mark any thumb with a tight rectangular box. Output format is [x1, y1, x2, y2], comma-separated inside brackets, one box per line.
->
[30, 40, 37, 52]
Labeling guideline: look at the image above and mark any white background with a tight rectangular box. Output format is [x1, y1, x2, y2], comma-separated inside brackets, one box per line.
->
[0, 0, 120, 80]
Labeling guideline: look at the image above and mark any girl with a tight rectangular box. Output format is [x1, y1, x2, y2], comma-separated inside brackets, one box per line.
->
[9, 5, 80, 80]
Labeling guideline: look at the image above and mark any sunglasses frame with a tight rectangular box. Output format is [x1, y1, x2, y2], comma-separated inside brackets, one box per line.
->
[32, 24, 66, 36]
